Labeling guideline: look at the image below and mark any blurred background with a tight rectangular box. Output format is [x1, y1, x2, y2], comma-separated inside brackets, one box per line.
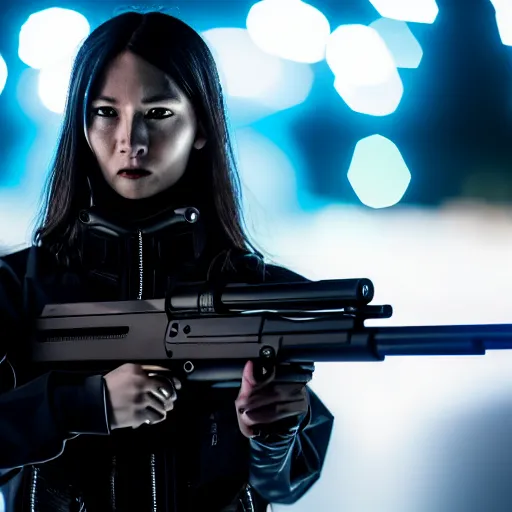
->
[2, 0, 512, 510]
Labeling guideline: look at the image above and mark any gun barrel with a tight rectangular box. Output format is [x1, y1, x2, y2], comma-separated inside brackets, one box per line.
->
[275, 322, 512, 363]
[169, 278, 374, 313]
[373, 324, 512, 357]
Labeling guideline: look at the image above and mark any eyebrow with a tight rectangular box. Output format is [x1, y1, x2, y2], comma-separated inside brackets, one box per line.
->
[93, 91, 181, 104]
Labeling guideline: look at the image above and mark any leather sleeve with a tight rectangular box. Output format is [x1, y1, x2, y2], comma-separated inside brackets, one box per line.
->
[248, 388, 334, 504]
[242, 258, 335, 503]
[0, 257, 110, 479]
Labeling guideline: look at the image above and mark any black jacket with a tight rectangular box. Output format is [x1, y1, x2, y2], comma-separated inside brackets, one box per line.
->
[0, 206, 334, 511]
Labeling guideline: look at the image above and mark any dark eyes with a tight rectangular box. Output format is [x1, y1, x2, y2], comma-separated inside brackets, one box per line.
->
[91, 107, 173, 119]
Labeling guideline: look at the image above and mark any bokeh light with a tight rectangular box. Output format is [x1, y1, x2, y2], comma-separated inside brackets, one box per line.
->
[246, 0, 330, 63]
[202, 27, 314, 124]
[326, 25, 396, 85]
[0, 54, 7, 95]
[18, 8, 90, 69]
[369, 18, 423, 68]
[494, 4, 512, 46]
[369, 0, 439, 24]
[37, 57, 74, 114]
[326, 25, 403, 116]
[347, 134, 411, 208]
[203, 27, 283, 99]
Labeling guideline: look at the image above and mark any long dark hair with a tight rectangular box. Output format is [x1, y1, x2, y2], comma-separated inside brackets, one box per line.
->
[34, 11, 257, 262]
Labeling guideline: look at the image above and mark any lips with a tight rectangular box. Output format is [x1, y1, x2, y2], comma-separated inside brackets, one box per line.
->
[117, 168, 151, 179]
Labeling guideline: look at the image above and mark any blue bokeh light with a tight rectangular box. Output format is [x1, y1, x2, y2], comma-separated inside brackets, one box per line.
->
[347, 134, 411, 208]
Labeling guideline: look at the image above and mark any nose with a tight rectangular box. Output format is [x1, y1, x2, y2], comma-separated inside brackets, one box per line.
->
[118, 113, 149, 158]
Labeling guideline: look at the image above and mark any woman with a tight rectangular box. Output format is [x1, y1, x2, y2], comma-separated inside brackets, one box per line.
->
[0, 11, 334, 512]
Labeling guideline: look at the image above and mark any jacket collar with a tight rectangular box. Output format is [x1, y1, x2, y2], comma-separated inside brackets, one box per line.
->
[77, 204, 201, 238]
[75, 203, 208, 300]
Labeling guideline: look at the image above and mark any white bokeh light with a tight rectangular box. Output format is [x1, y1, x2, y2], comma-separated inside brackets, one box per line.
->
[246, 0, 331, 63]
[494, 5, 512, 46]
[202, 28, 313, 124]
[0, 54, 8, 95]
[37, 57, 74, 114]
[202, 28, 283, 99]
[369, 0, 439, 24]
[333, 73, 403, 116]
[370, 18, 423, 68]
[327, 25, 403, 116]
[347, 134, 411, 208]
[258, 59, 314, 111]
[326, 24, 397, 85]
[18, 8, 89, 69]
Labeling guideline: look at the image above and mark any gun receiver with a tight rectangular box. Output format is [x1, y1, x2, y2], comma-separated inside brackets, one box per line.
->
[31, 278, 512, 383]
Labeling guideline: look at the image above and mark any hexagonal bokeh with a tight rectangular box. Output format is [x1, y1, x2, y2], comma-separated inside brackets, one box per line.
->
[347, 134, 411, 208]
[326, 24, 404, 116]
[333, 74, 403, 117]
[246, 0, 331, 63]
[368, 0, 439, 24]
[370, 18, 423, 69]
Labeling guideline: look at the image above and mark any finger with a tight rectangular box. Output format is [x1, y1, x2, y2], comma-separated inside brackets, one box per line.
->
[236, 387, 306, 414]
[143, 392, 169, 418]
[237, 361, 256, 400]
[135, 406, 166, 428]
[142, 365, 170, 372]
[236, 383, 304, 410]
[144, 375, 178, 400]
[153, 378, 178, 400]
[252, 360, 276, 385]
[148, 385, 177, 406]
[153, 374, 181, 391]
[146, 383, 177, 412]
[145, 373, 181, 392]
[240, 400, 308, 427]
[172, 377, 182, 391]
[238, 360, 274, 400]
[252, 382, 305, 398]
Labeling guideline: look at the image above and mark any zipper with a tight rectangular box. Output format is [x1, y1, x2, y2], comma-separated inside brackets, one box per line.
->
[137, 230, 157, 512]
[150, 453, 158, 512]
[137, 229, 143, 300]
[238, 483, 255, 512]
[210, 413, 218, 446]
[110, 455, 117, 511]
[29, 466, 39, 512]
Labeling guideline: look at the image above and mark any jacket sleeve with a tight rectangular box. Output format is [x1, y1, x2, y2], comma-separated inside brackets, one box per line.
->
[245, 259, 335, 503]
[248, 388, 334, 504]
[0, 257, 110, 481]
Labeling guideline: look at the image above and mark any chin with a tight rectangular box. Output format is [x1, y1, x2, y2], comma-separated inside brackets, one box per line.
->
[115, 185, 154, 201]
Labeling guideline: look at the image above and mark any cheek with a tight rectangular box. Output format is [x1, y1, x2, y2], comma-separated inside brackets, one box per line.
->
[152, 123, 196, 158]
[88, 126, 114, 158]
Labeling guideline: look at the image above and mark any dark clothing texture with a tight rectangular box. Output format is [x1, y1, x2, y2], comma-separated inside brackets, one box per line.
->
[0, 203, 334, 511]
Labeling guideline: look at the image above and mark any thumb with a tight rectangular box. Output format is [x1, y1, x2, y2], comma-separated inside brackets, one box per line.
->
[238, 360, 276, 399]
[238, 360, 257, 399]
[141, 365, 170, 372]
[141, 365, 173, 379]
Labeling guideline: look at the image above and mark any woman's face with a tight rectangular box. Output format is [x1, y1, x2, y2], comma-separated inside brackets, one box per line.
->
[86, 51, 206, 200]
